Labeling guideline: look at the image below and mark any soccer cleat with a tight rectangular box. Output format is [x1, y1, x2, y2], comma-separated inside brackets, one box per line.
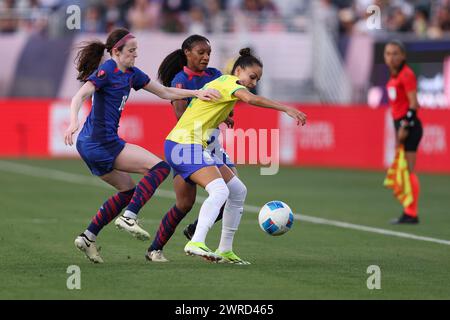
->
[145, 250, 169, 262]
[184, 241, 222, 262]
[114, 216, 150, 240]
[390, 213, 419, 225]
[215, 250, 251, 265]
[182, 223, 196, 240]
[74, 234, 104, 264]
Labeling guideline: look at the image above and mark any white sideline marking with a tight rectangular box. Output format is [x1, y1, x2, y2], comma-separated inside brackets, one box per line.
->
[1, 160, 450, 246]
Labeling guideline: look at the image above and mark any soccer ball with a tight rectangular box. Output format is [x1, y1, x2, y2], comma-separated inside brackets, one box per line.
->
[258, 201, 294, 236]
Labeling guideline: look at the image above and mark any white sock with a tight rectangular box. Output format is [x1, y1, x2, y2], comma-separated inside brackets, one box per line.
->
[191, 178, 229, 243]
[123, 210, 138, 220]
[218, 176, 247, 253]
[83, 230, 96, 242]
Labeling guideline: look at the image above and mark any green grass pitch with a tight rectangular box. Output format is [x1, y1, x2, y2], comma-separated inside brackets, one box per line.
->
[0, 159, 449, 299]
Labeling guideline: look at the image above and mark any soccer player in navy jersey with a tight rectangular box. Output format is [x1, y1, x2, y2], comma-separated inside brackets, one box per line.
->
[384, 40, 423, 224]
[145, 35, 236, 262]
[64, 29, 220, 263]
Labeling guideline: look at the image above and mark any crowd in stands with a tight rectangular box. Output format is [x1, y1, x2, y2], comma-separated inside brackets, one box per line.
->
[335, 0, 450, 38]
[0, 0, 449, 38]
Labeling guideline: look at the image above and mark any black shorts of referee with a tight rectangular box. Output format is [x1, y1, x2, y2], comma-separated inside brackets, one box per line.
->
[394, 118, 423, 152]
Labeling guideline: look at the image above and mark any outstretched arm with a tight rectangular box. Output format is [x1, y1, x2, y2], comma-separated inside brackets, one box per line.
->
[143, 81, 221, 102]
[234, 89, 306, 126]
[64, 81, 96, 146]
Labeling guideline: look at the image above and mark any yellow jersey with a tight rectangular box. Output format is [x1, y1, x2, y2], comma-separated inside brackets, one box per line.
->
[166, 75, 246, 147]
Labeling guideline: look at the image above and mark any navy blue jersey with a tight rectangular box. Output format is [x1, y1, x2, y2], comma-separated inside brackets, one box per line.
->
[171, 66, 222, 104]
[80, 59, 150, 142]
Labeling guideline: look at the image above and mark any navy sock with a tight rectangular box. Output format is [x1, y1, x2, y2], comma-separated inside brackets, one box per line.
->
[87, 187, 135, 235]
[126, 161, 170, 215]
[150, 206, 187, 251]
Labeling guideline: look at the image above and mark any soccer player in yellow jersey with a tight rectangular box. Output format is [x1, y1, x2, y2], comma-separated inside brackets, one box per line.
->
[165, 48, 307, 263]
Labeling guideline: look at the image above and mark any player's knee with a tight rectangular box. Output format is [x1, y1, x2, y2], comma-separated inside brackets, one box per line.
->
[227, 177, 247, 201]
[141, 161, 171, 176]
[205, 178, 229, 205]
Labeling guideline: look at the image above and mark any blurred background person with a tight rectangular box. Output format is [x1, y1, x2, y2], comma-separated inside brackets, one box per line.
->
[186, 5, 207, 34]
[203, 0, 230, 33]
[127, 0, 161, 32]
[81, 5, 104, 33]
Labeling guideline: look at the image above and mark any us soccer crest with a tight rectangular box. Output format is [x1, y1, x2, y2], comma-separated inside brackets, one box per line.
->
[97, 69, 106, 79]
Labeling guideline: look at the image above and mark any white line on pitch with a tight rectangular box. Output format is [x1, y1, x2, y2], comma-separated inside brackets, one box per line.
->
[1, 160, 449, 246]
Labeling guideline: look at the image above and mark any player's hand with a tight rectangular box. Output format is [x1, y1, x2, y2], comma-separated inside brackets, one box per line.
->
[64, 122, 79, 146]
[286, 107, 307, 126]
[405, 108, 417, 127]
[197, 89, 221, 101]
[224, 116, 234, 128]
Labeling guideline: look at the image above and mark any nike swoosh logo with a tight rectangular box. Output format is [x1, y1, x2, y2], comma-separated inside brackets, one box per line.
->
[121, 218, 135, 227]
[82, 238, 91, 247]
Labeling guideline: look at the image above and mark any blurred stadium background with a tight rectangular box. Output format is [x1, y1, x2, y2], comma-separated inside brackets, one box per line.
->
[1, 0, 450, 300]
[1, 0, 450, 171]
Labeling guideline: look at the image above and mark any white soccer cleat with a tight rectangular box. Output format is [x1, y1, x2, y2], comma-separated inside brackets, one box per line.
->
[74, 234, 104, 264]
[145, 250, 169, 262]
[184, 241, 222, 263]
[114, 216, 150, 241]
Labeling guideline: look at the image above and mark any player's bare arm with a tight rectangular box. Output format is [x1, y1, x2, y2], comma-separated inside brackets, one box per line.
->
[233, 89, 306, 126]
[143, 80, 221, 101]
[64, 81, 96, 146]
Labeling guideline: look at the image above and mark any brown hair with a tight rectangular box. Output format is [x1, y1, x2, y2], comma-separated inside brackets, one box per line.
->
[231, 48, 263, 74]
[75, 28, 130, 81]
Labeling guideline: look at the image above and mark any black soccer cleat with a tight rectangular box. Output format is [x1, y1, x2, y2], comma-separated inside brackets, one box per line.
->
[183, 224, 196, 240]
[390, 213, 419, 225]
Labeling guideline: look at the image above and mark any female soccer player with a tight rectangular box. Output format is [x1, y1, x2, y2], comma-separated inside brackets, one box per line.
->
[146, 35, 235, 262]
[164, 48, 306, 264]
[384, 40, 423, 224]
[64, 28, 220, 263]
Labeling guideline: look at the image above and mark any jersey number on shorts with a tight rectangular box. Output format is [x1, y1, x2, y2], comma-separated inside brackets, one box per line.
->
[119, 95, 128, 112]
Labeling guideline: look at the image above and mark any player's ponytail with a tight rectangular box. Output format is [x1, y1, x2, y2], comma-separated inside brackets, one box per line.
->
[75, 28, 131, 81]
[158, 49, 187, 87]
[75, 41, 106, 81]
[231, 47, 263, 74]
[158, 34, 210, 87]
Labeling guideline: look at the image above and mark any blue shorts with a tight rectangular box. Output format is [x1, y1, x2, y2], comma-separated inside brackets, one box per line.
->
[206, 131, 235, 168]
[207, 144, 235, 168]
[76, 137, 126, 176]
[165, 140, 219, 184]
